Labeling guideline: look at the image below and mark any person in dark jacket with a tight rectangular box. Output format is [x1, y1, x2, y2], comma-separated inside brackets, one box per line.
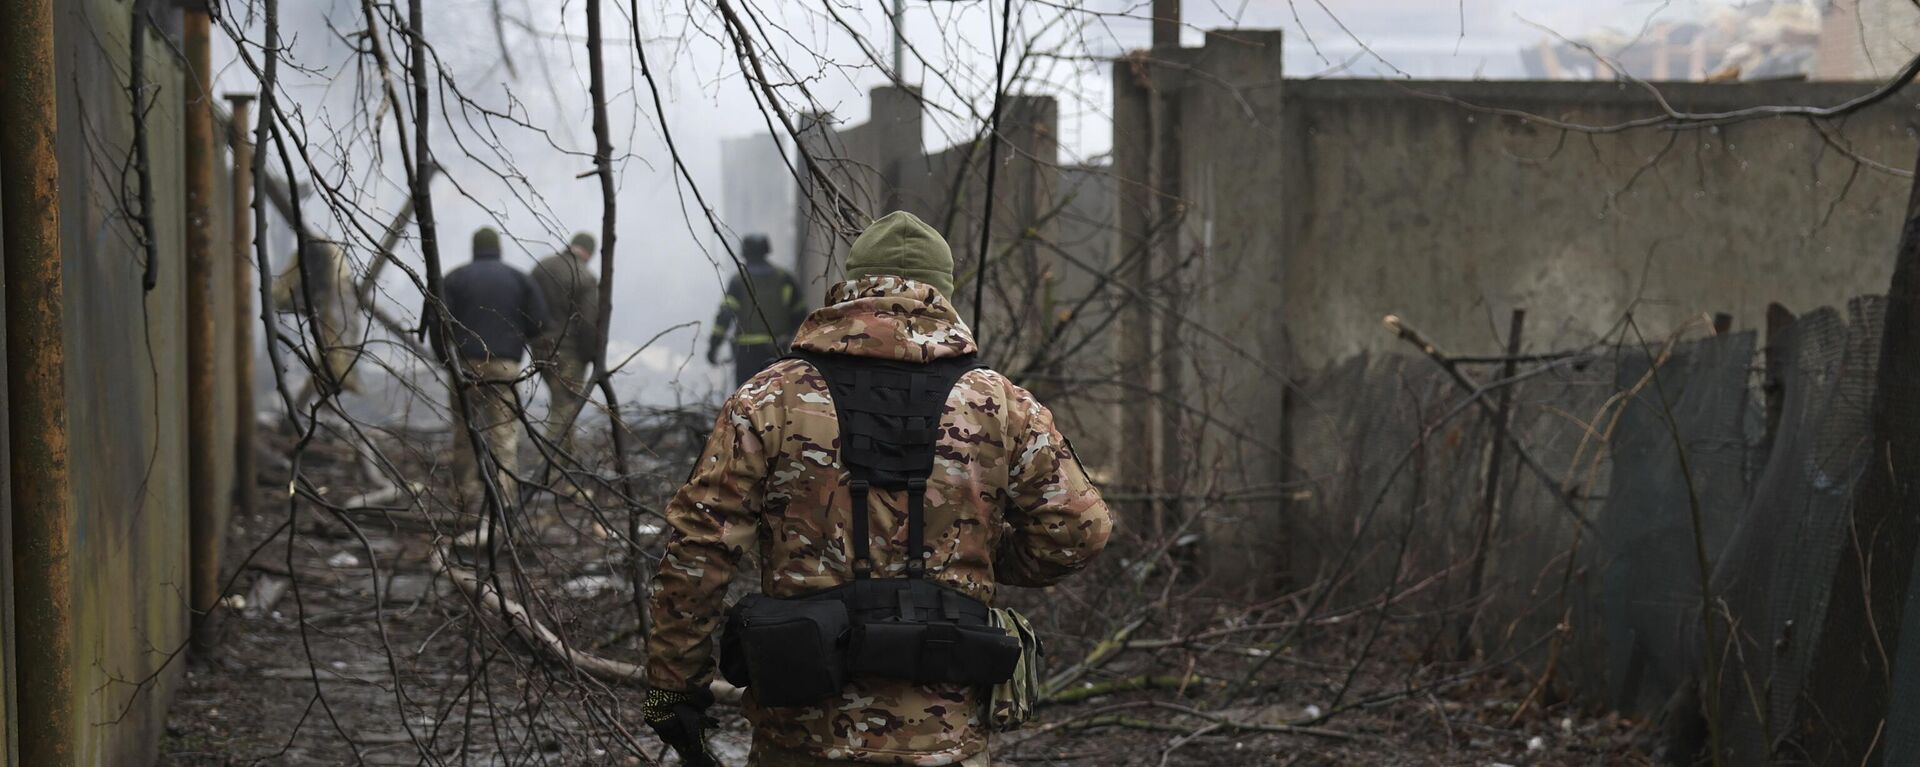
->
[707, 234, 808, 385]
[530, 231, 600, 457]
[426, 226, 548, 514]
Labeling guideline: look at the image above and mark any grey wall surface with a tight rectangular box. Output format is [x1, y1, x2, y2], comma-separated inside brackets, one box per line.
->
[1115, 30, 1919, 581]
[0, 2, 244, 764]
[1275, 77, 1910, 370]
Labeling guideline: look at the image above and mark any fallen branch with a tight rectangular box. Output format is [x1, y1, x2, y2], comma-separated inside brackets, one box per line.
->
[430, 548, 741, 703]
[1043, 674, 1210, 706]
[1063, 704, 1364, 744]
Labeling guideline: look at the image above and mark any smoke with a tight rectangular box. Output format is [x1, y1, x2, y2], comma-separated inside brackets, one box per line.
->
[205, 0, 1770, 411]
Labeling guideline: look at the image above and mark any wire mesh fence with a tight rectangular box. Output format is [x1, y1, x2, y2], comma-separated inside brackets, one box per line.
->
[1270, 297, 1920, 762]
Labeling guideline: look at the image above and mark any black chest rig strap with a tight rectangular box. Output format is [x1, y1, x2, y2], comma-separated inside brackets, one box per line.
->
[718, 351, 1020, 704]
[787, 350, 985, 579]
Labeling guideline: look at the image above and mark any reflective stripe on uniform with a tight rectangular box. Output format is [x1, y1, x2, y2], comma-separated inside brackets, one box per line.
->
[732, 333, 775, 346]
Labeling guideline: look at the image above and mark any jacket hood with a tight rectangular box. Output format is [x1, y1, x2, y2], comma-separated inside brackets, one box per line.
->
[790, 275, 976, 362]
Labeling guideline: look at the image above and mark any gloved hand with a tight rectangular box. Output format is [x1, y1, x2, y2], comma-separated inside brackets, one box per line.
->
[645, 686, 719, 767]
[705, 341, 722, 367]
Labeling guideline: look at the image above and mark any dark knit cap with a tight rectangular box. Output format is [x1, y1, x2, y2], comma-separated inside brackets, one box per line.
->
[570, 231, 596, 253]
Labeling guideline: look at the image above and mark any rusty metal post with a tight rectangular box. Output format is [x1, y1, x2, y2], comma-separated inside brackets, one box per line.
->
[225, 94, 257, 525]
[0, 0, 75, 762]
[182, 2, 222, 651]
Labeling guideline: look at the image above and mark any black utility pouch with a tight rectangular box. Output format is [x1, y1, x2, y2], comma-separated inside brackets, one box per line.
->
[850, 620, 1022, 685]
[950, 623, 1022, 684]
[849, 621, 925, 680]
[722, 594, 851, 707]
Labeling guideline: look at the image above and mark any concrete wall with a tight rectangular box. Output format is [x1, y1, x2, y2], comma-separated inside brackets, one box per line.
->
[1275, 78, 1909, 369]
[1113, 31, 1920, 598]
[0, 2, 242, 763]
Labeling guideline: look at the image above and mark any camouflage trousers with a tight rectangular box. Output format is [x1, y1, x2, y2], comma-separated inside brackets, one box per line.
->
[747, 739, 992, 767]
[447, 357, 524, 513]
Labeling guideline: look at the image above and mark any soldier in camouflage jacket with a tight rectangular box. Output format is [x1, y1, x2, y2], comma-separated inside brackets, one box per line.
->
[644, 212, 1113, 766]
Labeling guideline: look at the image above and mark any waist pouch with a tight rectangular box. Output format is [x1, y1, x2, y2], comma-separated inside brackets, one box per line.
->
[719, 594, 850, 708]
[987, 607, 1043, 732]
[721, 580, 1019, 706]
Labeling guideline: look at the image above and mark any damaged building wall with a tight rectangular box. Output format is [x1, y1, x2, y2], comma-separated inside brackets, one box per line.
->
[1815, 0, 1920, 81]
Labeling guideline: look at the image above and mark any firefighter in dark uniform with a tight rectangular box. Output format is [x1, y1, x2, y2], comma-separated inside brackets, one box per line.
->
[707, 234, 808, 385]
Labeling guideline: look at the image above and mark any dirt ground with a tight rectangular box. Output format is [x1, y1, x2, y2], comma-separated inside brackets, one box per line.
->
[158, 425, 1659, 766]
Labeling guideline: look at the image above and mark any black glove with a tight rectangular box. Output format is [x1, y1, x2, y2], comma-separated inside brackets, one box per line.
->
[645, 686, 719, 767]
[705, 341, 722, 367]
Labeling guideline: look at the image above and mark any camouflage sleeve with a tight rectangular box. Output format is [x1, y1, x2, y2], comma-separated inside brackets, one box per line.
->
[643, 394, 768, 691]
[994, 383, 1113, 588]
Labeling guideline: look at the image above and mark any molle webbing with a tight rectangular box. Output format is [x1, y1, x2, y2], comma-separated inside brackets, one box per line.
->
[786, 351, 985, 579]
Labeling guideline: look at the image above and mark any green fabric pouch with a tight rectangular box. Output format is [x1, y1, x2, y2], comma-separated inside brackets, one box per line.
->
[987, 607, 1043, 732]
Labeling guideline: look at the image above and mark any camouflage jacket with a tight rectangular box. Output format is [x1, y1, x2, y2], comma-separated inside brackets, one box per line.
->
[645, 275, 1113, 765]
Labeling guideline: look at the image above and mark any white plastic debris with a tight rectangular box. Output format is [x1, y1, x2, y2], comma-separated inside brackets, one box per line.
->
[1527, 736, 1546, 752]
[1560, 717, 1574, 735]
[220, 594, 248, 611]
[326, 551, 360, 568]
[1303, 704, 1323, 719]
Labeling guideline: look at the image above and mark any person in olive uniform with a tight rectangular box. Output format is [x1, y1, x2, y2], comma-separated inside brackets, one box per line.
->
[530, 231, 600, 457]
[707, 234, 808, 385]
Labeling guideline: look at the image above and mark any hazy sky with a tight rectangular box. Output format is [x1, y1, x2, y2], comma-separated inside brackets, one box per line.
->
[207, 0, 1787, 403]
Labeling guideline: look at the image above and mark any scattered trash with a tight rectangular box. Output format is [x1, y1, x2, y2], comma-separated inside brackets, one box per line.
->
[326, 551, 361, 568]
[1527, 736, 1546, 751]
[1303, 704, 1323, 719]
[245, 574, 290, 618]
[221, 594, 248, 611]
[563, 574, 629, 599]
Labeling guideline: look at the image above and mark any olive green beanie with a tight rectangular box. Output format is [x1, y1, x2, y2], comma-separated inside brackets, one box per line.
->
[472, 226, 502, 258]
[569, 231, 596, 253]
[844, 211, 954, 299]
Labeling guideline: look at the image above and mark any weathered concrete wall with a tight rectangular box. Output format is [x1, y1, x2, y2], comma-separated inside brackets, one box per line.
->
[1276, 78, 1909, 370]
[16, 2, 240, 763]
[1115, 31, 1920, 602]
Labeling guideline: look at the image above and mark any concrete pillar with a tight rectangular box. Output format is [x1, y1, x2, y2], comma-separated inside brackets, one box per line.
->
[869, 85, 923, 215]
[1112, 54, 1159, 523]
